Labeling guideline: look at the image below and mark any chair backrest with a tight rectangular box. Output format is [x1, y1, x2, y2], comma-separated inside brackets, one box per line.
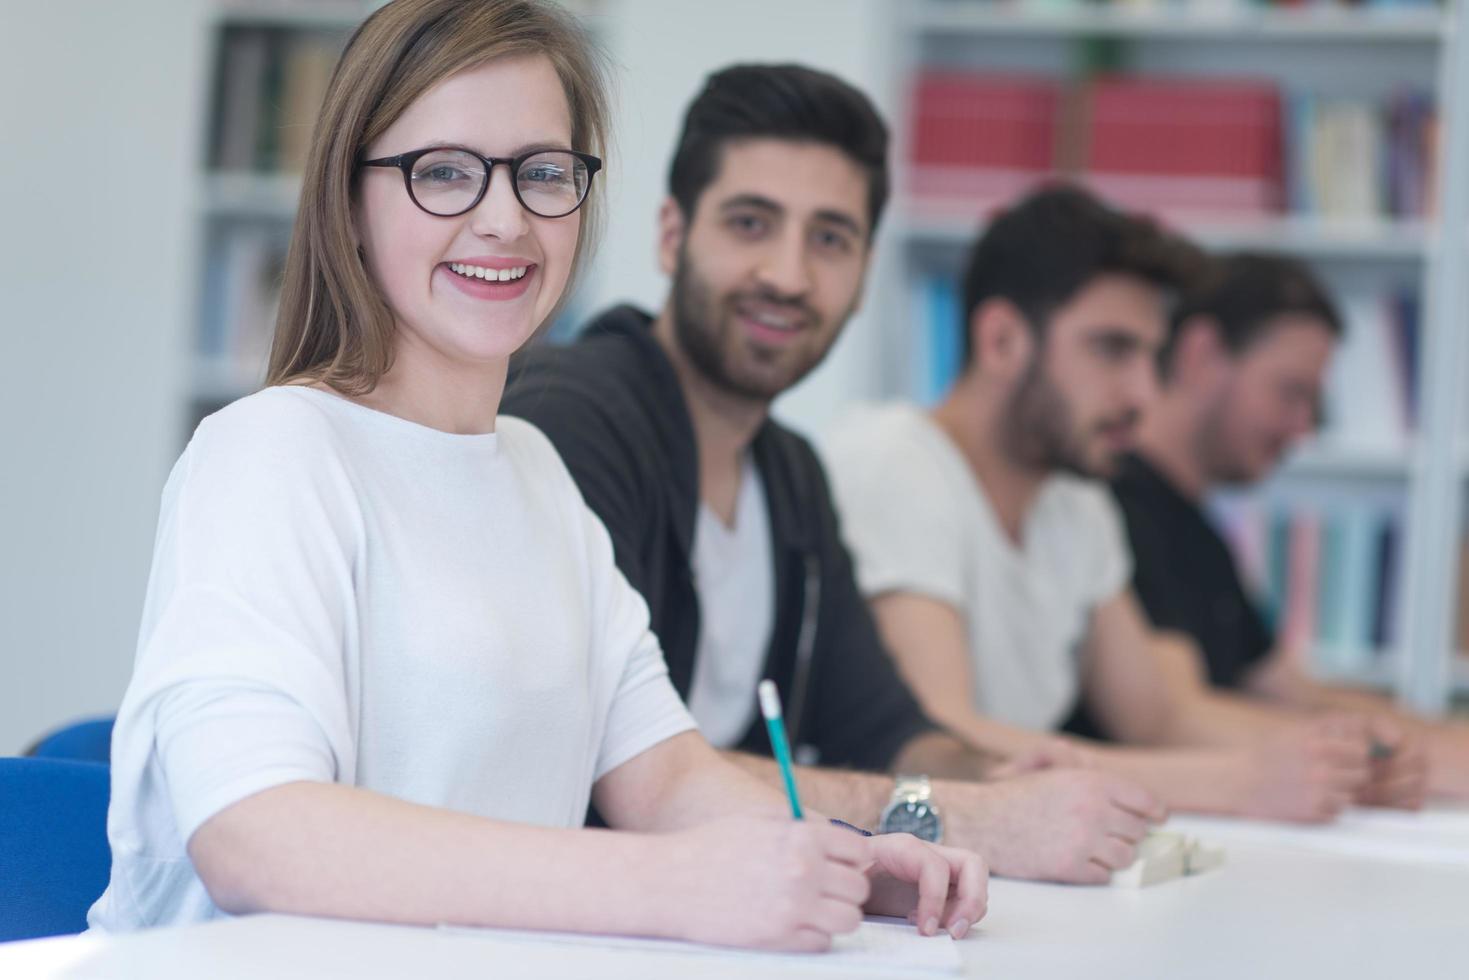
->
[28, 717, 115, 765]
[0, 758, 111, 942]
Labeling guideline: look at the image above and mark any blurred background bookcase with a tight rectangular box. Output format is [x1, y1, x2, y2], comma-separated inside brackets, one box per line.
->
[190, 2, 364, 422]
[879, 0, 1469, 712]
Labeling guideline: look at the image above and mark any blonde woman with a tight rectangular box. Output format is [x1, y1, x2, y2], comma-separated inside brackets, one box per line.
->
[88, 0, 985, 951]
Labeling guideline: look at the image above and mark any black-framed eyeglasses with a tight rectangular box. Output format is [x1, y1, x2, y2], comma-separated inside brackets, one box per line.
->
[360, 146, 602, 219]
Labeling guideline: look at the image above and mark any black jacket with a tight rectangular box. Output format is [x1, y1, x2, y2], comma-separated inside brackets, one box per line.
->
[503, 305, 934, 771]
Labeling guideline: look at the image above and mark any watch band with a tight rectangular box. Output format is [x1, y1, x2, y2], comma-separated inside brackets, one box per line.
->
[891, 773, 933, 805]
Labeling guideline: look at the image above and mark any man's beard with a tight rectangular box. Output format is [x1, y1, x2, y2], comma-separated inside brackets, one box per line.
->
[668, 242, 846, 402]
[1001, 359, 1118, 479]
[1195, 392, 1269, 487]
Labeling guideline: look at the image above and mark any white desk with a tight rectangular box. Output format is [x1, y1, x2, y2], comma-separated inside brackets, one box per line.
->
[1169, 803, 1469, 869]
[3, 827, 1467, 979]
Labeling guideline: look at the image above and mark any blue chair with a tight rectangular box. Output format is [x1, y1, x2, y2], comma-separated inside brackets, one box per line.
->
[0, 758, 111, 942]
[28, 717, 114, 765]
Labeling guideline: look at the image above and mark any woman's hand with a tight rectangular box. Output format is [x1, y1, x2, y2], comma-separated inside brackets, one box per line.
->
[658, 816, 872, 952]
[656, 817, 987, 951]
[859, 833, 988, 940]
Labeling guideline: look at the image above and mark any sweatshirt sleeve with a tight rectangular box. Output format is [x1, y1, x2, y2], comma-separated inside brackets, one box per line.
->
[118, 401, 361, 844]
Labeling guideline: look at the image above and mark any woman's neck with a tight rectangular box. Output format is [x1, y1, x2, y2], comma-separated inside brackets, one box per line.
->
[343, 340, 508, 436]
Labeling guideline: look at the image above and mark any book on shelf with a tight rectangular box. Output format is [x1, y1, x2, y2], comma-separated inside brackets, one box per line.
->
[906, 68, 1438, 229]
[906, 274, 965, 406]
[1321, 287, 1420, 447]
[213, 29, 270, 172]
[1286, 90, 1439, 221]
[1456, 537, 1469, 658]
[1080, 76, 1284, 219]
[926, 0, 1444, 15]
[209, 26, 345, 174]
[910, 271, 969, 402]
[907, 72, 1061, 205]
[197, 223, 290, 391]
[276, 32, 339, 173]
[1212, 497, 1406, 680]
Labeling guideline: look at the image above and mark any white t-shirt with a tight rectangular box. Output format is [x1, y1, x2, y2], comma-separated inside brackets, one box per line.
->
[823, 403, 1132, 731]
[686, 457, 775, 748]
[88, 386, 696, 931]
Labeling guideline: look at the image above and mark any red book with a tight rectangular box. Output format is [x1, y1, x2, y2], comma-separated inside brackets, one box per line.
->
[908, 72, 1061, 209]
[1080, 76, 1285, 219]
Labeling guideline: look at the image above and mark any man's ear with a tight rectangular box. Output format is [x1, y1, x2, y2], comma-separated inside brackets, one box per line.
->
[656, 197, 687, 277]
[1170, 315, 1229, 385]
[969, 297, 1035, 382]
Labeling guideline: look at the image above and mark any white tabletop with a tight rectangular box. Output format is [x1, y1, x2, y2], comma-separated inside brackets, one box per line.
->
[4, 815, 1468, 979]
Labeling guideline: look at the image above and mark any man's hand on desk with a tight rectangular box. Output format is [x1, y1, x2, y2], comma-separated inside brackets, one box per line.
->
[1356, 716, 1429, 811]
[940, 769, 1165, 885]
[655, 815, 986, 952]
[1240, 716, 1371, 822]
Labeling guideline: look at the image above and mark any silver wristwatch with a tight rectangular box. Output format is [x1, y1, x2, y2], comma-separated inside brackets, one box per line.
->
[878, 774, 943, 843]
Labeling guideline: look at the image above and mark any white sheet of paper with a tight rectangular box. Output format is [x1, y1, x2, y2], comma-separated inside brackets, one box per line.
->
[439, 916, 962, 975]
[1167, 806, 1469, 868]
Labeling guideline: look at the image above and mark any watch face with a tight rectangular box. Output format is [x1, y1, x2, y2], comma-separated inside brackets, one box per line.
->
[883, 801, 942, 843]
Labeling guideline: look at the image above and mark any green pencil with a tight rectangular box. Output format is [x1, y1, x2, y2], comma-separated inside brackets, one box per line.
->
[758, 679, 804, 820]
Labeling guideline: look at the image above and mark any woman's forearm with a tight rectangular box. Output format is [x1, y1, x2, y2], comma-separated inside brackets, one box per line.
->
[188, 781, 680, 937]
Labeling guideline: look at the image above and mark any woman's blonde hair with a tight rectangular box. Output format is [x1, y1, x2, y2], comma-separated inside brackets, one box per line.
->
[266, 0, 609, 394]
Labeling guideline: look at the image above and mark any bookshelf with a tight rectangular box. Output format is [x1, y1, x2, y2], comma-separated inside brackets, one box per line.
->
[903, 2, 1448, 43]
[187, 4, 366, 424]
[901, 212, 1431, 263]
[880, 0, 1469, 707]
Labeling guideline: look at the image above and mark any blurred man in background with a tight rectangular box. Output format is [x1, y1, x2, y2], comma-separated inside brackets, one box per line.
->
[1116, 252, 1463, 800]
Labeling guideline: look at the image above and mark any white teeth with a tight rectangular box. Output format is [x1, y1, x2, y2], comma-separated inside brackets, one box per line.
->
[448, 262, 529, 281]
[752, 312, 795, 330]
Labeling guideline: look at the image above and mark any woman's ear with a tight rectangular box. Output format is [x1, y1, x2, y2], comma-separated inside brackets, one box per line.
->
[347, 208, 361, 253]
[656, 197, 686, 277]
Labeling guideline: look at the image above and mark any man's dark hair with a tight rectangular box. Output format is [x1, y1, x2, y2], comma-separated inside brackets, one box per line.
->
[959, 184, 1204, 366]
[667, 63, 890, 237]
[1162, 251, 1343, 373]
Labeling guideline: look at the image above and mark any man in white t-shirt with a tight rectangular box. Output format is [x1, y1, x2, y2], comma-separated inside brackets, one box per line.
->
[825, 186, 1387, 822]
[830, 401, 1131, 734]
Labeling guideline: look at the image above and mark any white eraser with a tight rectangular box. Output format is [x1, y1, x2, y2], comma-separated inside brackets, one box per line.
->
[757, 680, 782, 719]
[1112, 832, 1226, 887]
[1112, 832, 1187, 888]
[1185, 838, 1226, 876]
